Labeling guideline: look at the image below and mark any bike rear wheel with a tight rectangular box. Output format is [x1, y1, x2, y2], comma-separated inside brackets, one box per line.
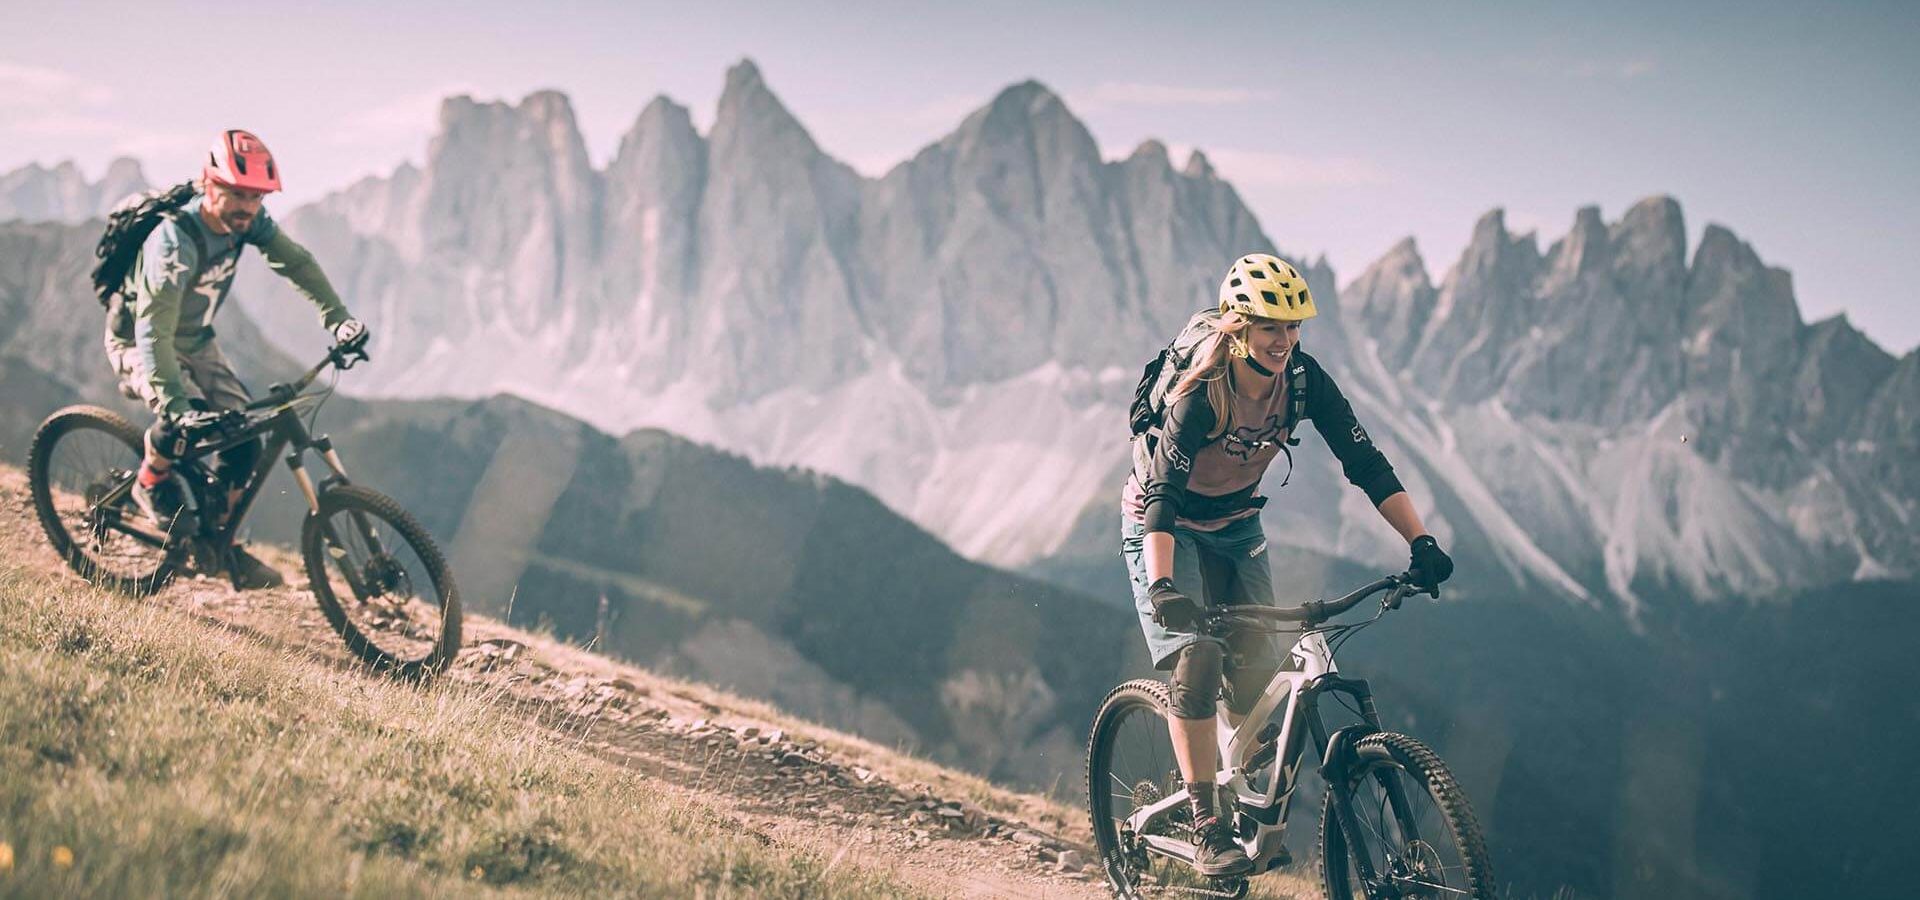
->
[27, 405, 185, 595]
[1088, 679, 1250, 898]
[301, 483, 461, 677]
[1319, 731, 1494, 899]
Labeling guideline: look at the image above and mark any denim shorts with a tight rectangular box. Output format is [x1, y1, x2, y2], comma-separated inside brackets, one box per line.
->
[1121, 514, 1281, 673]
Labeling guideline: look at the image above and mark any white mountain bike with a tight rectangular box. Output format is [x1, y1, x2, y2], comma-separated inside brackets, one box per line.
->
[1086, 572, 1494, 899]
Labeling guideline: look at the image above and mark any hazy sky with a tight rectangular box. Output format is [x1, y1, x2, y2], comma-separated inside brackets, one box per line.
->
[5, 0, 1915, 353]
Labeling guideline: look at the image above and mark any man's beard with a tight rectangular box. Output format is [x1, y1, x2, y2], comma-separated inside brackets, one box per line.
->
[220, 210, 253, 232]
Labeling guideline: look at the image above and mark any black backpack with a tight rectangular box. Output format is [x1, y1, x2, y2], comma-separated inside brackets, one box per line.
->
[1128, 308, 1308, 444]
[90, 181, 203, 308]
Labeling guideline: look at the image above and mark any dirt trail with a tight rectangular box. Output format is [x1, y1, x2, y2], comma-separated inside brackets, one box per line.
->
[2, 468, 1116, 899]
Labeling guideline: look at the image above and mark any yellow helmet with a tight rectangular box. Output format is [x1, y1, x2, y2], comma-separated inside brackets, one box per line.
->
[1218, 253, 1317, 321]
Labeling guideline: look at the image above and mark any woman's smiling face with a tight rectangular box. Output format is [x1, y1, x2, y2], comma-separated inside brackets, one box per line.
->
[1245, 318, 1301, 368]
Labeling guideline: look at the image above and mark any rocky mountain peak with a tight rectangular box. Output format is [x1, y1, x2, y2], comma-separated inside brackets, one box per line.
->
[0, 156, 151, 222]
[711, 58, 821, 160]
[1446, 207, 1541, 298]
[1546, 205, 1611, 283]
[1857, 348, 1920, 447]
[610, 96, 703, 175]
[1683, 223, 1802, 356]
[102, 156, 145, 182]
[1345, 236, 1435, 360]
[1129, 139, 1171, 164]
[1791, 313, 1899, 440]
[955, 80, 1097, 163]
[1183, 149, 1217, 180]
[724, 57, 767, 94]
[1609, 195, 1687, 302]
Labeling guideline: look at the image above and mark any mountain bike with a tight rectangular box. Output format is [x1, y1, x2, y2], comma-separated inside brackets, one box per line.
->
[1086, 572, 1493, 898]
[27, 341, 463, 677]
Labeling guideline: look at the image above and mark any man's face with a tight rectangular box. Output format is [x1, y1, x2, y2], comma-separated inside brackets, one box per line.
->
[202, 179, 267, 234]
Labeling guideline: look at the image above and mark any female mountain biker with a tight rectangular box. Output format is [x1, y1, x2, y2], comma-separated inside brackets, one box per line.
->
[1119, 253, 1454, 877]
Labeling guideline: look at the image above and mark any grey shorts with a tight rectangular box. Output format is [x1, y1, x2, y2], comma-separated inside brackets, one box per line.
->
[106, 338, 252, 414]
[1121, 514, 1282, 676]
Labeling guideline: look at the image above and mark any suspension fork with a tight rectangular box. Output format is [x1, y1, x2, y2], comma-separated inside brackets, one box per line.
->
[1310, 677, 1425, 889]
[280, 421, 380, 598]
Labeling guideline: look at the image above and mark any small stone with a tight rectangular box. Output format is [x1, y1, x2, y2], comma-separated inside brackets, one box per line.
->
[1055, 849, 1087, 872]
[1011, 830, 1046, 847]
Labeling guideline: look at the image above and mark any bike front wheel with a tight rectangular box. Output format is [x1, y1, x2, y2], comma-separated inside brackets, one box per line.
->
[27, 405, 185, 595]
[301, 483, 462, 677]
[1319, 731, 1494, 899]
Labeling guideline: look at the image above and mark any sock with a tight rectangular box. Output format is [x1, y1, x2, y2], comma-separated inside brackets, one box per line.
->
[137, 461, 169, 488]
[1189, 781, 1217, 825]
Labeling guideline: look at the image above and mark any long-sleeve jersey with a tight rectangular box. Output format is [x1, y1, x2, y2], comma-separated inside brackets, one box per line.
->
[105, 196, 347, 416]
[1121, 348, 1404, 533]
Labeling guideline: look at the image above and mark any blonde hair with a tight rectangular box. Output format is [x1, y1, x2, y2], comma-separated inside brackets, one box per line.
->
[1167, 311, 1254, 440]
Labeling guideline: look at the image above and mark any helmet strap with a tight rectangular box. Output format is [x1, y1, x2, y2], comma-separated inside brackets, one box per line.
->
[1245, 354, 1276, 378]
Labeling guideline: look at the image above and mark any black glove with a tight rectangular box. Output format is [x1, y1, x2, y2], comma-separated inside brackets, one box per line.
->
[1147, 577, 1204, 632]
[1409, 535, 1454, 592]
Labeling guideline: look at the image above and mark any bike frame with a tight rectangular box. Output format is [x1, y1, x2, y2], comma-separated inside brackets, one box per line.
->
[90, 366, 358, 557]
[1122, 613, 1415, 883]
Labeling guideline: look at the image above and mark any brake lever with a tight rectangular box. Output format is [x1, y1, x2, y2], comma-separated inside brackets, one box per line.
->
[341, 341, 371, 368]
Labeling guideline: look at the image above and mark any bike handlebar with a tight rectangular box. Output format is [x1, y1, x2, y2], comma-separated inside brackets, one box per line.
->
[244, 339, 370, 413]
[1207, 570, 1438, 630]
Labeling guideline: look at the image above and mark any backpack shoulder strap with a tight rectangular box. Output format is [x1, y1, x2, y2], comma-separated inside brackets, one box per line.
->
[1282, 348, 1311, 446]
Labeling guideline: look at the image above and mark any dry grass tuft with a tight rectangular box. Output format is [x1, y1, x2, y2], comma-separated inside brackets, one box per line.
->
[0, 566, 916, 898]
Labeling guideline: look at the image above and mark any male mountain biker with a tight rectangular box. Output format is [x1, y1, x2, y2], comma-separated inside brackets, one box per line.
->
[1121, 254, 1454, 877]
[104, 129, 366, 589]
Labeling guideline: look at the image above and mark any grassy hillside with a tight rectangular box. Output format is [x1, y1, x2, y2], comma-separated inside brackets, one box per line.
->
[0, 562, 911, 897]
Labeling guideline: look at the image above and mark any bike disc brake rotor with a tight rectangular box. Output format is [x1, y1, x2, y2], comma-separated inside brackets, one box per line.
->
[360, 553, 412, 597]
[1388, 838, 1449, 897]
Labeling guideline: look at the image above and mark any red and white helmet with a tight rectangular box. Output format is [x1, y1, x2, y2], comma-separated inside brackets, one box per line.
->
[203, 129, 281, 193]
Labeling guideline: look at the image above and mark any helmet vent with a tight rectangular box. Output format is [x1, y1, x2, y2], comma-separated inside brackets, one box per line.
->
[233, 155, 248, 175]
[1249, 270, 1266, 279]
[1261, 290, 1279, 304]
[1235, 293, 1251, 304]
[1229, 277, 1242, 287]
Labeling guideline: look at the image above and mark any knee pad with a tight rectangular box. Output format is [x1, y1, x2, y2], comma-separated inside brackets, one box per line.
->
[146, 417, 190, 460]
[146, 399, 211, 461]
[216, 436, 263, 486]
[1168, 640, 1224, 720]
